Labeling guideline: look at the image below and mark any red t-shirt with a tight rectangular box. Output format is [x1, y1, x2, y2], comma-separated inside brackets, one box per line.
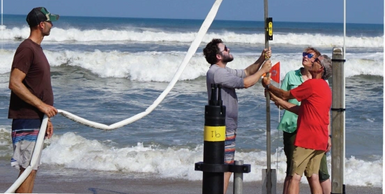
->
[8, 39, 54, 119]
[290, 79, 331, 151]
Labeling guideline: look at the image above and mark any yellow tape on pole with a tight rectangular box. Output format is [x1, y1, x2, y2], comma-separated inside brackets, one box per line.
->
[204, 126, 226, 142]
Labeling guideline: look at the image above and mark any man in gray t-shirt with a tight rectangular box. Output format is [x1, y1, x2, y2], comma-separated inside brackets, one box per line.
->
[203, 38, 272, 193]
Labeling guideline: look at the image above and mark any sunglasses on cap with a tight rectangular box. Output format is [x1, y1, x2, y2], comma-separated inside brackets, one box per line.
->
[302, 52, 314, 58]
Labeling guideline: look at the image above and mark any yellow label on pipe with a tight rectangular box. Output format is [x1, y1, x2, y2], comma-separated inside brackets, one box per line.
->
[268, 22, 273, 36]
[204, 126, 226, 142]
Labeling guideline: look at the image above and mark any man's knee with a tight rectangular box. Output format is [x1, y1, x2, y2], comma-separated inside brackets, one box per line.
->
[290, 174, 302, 182]
[307, 173, 319, 183]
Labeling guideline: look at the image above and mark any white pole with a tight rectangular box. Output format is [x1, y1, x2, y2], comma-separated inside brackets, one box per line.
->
[1, 0, 3, 26]
[343, 0, 346, 56]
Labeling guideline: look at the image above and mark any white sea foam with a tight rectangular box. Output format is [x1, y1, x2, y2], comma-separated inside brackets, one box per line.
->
[0, 49, 382, 82]
[1, 27, 383, 48]
[40, 132, 382, 187]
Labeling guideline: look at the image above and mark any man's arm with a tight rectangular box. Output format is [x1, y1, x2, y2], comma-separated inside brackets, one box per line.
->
[9, 68, 58, 118]
[243, 60, 272, 88]
[262, 76, 293, 101]
[244, 47, 271, 76]
[269, 91, 300, 114]
[326, 113, 332, 152]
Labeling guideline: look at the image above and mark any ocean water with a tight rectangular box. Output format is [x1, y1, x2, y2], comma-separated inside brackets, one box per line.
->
[0, 15, 383, 187]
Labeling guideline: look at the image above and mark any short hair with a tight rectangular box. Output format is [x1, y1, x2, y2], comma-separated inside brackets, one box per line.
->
[203, 39, 222, 64]
[304, 47, 321, 58]
[320, 54, 332, 80]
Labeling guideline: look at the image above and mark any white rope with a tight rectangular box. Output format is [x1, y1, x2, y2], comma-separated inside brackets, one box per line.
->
[58, 0, 223, 130]
[5, 116, 49, 193]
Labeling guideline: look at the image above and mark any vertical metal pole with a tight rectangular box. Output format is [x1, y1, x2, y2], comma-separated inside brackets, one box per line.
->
[262, 0, 273, 194]
[1, 0, 3, 26]
[331, 48, 346, 194]
[343, 0, 346, 56]
[233, 160, 243, 194]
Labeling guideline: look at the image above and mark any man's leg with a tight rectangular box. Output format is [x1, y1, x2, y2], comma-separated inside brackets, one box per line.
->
[11, 119, 42, 193]
[320, 179, 331, 194]
[290, 146, 320, 194]
[282, 131, 296, 194]
[318, 154, 331, 194]
[224, 172, 232, 194]
[307, 174, 322, 194]
[15, 168, 37, 193]
[283, 176, 291, 194]
[223, 130, 236, 194]
[305, 150, 325, 194]
[288, 174, 301, 194]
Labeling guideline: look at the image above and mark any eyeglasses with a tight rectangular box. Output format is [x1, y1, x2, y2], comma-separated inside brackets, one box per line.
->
[313, 57, 326, 77]
[302, 52, 314, 58]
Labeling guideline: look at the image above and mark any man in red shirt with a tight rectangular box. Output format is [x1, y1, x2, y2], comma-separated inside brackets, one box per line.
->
[262, 55, 332, 194]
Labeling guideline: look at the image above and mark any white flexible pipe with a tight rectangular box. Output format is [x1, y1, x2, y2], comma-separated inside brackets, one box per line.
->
[58, 0, 223, 130]
[5, 116, 49, 193]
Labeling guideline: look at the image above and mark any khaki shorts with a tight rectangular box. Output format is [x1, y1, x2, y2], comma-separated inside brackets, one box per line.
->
[284, 132, 330, 181]
[291, 146, 325, 177]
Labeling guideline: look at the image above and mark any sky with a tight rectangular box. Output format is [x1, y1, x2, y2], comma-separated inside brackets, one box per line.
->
[1, 0, 384, 24]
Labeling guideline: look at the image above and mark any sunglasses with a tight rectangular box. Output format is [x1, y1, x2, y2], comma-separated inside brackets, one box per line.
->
[220, 46, 228, 53]
[302, 52, 314, 58]
[313, 57, 326, 77]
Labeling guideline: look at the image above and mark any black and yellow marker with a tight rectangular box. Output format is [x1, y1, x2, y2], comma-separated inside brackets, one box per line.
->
[195, 84, 226, 194]
[266, 17, 273, 40]
[195, 84, 250, 194]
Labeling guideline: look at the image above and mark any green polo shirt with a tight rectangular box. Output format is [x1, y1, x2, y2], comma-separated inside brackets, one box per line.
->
[277, 68, 304, 133]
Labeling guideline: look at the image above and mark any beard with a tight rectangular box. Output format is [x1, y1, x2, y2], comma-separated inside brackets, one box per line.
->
[43, 29, 51, 36]
[221, 53, 234, 63]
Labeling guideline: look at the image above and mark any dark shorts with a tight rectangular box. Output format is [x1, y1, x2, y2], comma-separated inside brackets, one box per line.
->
[283, 131, 330, 181]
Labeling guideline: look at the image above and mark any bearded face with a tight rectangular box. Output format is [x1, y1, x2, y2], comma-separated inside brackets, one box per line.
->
[218, 44, 233, 63]
[221, 52, 234, 63]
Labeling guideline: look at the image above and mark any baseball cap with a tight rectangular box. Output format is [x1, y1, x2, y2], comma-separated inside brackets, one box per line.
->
[26, 7, 59, 27]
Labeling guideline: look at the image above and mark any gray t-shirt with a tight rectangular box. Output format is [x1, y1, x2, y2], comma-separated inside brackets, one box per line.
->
[206, 64, 246, 131]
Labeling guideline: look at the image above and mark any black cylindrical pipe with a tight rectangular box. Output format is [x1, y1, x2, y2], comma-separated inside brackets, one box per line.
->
[202, 84, 226, 194]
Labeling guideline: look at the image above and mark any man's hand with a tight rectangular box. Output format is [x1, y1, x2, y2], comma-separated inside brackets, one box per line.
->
[261, 60, 272, 74]
[326, 136, 332, 152]
[39, 103, 58, 118]
[260, 47, 271, 60]
[46, 120, 54, 139]
[262, 74, 271, 88]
